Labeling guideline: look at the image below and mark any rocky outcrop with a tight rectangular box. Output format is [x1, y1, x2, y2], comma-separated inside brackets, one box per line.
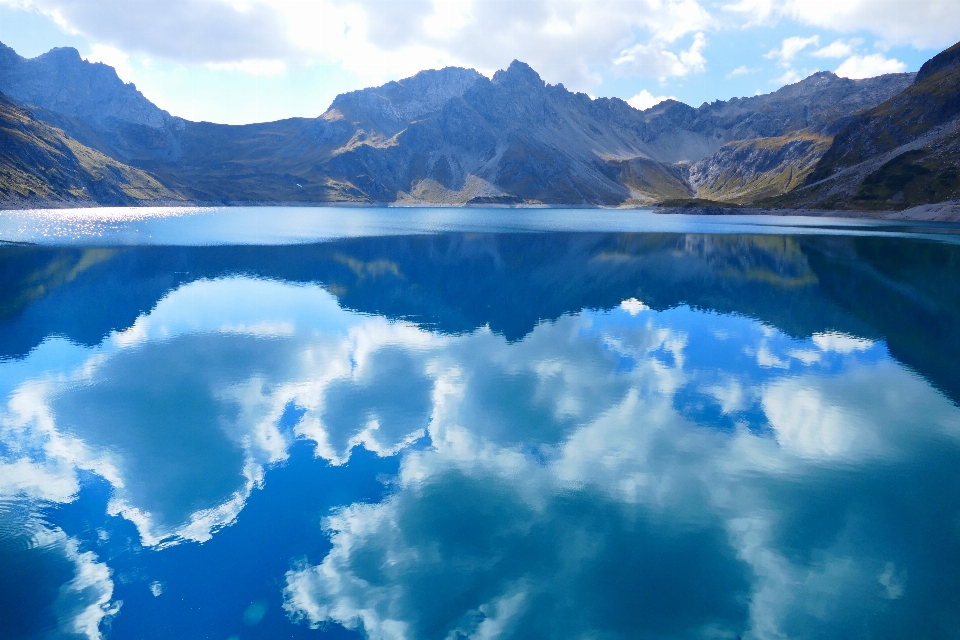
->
[326, 67, 485, 139]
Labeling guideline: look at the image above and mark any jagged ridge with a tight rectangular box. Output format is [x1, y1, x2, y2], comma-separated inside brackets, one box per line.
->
[0, 39, 940, 208]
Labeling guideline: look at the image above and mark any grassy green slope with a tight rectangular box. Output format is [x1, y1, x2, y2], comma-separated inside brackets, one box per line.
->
[848, 142, 960, 208]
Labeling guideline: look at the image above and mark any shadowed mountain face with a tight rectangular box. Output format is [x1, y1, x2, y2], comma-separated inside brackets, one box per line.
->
[0, 39, 920, 206]
[3, 232, 960, 406]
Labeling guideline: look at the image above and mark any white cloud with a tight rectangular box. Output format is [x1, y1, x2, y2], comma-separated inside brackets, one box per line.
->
[704, 379, 748, 414]
[84, 43, 133, 81]
[761, 361, 960, 460]
[766, 35, 820, 65]
[811, 38, 860, 59]
[206, 60, 288, 76]
[8, 0, 294, 62]
[59, 535, 121, 640]
[0, 511, 119, 639]
[785, 0, 960, 49]
[835, 53, 907, 79]
[282, 301, 960, 638]
[725, 0, 960, 49]
[763, 35, 820, 86]
[762, 379, 876, 459]
[620, 297, 651, 314]
[0, 0, 716, 92]
[615, 32, 708, 79]
[626, 90, 675, 111]
[771, 68, 802, 85]
[787, 348, 821, 365]
[725, 65, 758, 78]
[762, 34, 905, 86]
[811, 331, 874, 353]
[720, 0, 779, 28]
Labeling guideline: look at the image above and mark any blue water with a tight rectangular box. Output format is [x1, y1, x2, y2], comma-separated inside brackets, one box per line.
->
[2, 208, 960, 639]
[2, 205, 960, 245]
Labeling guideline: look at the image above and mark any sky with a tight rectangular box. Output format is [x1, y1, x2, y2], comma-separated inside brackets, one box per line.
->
[0, 0, 958, 125]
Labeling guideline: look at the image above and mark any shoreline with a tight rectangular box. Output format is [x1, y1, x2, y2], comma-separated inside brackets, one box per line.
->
[2, 199, 960, 223]
[654, 201, 960, 223]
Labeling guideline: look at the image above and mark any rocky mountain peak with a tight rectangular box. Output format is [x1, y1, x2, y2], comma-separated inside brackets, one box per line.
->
[325, 65, 483, 134]
[0, 41, 19, 66]
[493, 60, 545, 89]
[36, 46, 84, 64]
[770, 70, 847, 99]
[915, 41, 960, 83]
[0, 40, 172, 130]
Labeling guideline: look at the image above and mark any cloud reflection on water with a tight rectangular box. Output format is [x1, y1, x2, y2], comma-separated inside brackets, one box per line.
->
[285, 342, 960, 638]
[1, 273, 960, 638]
[0, 502, 118, 639]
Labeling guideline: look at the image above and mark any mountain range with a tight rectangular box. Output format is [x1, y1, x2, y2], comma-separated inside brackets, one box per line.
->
[1, 39, 958, 211]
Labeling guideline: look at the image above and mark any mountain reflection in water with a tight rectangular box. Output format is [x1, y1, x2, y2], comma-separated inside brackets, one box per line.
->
[2, 231, 960, 639]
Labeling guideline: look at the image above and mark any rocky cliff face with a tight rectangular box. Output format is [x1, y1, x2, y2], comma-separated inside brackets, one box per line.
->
[327, 67, 485, 139]
[0, 39, 939, 207]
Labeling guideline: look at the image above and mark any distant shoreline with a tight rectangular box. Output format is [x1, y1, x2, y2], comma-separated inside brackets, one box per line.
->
[2, 199, 959, 223]
[654, 201, 960, 223]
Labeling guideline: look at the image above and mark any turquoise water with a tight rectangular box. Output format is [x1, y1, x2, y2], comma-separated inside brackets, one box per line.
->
[2, 208, 960, 639]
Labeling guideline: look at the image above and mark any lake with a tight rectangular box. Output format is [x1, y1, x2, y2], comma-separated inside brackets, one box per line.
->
[2, 207, 960, 640]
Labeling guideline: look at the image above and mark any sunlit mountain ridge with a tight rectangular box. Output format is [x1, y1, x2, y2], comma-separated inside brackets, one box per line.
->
[4, 39, 956, 209]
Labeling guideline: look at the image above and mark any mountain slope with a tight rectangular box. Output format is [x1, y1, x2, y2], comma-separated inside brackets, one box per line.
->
[0, 92, 181, 206]
[688, 132, 833, 203]
[250, 64, 912, 205]
[0, 40, 923, 207]
[772, 42, 960, 210]
[812, 43, 960, 174]
[0, 42, 187, 165]
[646, 71, 914, 150]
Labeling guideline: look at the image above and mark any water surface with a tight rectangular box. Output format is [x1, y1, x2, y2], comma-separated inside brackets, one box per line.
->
[2, 208, 960, 639]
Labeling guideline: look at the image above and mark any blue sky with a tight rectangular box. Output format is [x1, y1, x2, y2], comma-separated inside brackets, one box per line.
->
[0, 0, 957, 125]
